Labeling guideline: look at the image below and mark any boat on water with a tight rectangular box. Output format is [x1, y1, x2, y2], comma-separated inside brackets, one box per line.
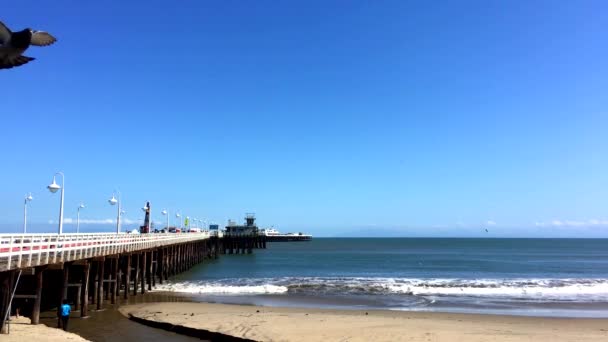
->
[260, 227, 312, 241]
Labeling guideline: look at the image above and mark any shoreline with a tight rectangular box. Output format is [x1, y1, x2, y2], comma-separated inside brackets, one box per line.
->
[120, 301, 608, 342]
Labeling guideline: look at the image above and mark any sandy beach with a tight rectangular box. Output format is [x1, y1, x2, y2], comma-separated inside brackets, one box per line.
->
[2, 316, 90, 342]
[120, 302, 608, 342]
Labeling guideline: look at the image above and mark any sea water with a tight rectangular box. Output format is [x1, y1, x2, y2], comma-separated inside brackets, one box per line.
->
[155, 238, 608, 317]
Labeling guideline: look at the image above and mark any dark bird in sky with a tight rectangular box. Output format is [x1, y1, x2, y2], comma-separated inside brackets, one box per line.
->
[485, 228, 489, 233]
[0, 21, 56, 70]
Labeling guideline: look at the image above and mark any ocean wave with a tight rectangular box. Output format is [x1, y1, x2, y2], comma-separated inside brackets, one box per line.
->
[155, 282, 288, 294]
[154, 277, 608, 301]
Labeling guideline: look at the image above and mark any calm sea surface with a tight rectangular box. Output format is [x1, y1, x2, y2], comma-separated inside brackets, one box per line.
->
[155, 238, 608, 317]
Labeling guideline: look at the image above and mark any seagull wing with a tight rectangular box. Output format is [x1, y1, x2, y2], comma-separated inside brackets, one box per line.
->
[0, 21, 11, 45]
[0, 55, 35, 70]
[30, 31, 56, 46]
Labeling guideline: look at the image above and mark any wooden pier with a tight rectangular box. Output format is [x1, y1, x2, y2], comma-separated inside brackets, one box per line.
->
[0, 231, 266, 333]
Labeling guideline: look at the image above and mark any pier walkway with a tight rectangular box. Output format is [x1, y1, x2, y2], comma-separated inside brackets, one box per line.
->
[0, 232, 211, 272]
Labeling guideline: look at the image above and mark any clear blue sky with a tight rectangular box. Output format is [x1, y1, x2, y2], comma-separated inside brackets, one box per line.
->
[2, 1, 608, 237]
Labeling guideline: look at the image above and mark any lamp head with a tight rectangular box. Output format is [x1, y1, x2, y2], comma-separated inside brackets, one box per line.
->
[25, 193, 33, 201]
[161, 209, 167, 216]
[109, 195, 118, 205]
[47, 177, 60, 193]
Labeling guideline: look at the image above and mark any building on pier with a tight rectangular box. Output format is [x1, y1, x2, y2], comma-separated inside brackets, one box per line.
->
[225, 213, 259, 235]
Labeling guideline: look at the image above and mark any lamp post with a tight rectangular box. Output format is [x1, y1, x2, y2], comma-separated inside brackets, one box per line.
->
[108, 191, 121, 233]
[23, 193, 33, 234]
[161, 209, 169, 230]
[176, 211, 181, 230]
[77, 203, 85, 234]
[47, 172, 65, 235]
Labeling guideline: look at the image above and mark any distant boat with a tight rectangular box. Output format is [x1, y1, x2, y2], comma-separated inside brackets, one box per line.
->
[260, 228, 312, 241]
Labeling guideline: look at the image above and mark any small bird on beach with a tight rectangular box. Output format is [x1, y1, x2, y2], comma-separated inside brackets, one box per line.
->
[0, 21, 57, 69]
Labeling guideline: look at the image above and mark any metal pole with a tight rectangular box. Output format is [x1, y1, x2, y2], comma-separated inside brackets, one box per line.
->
[77, 207, 81, 234]
[116, 191, 121, 234]
[23, 197, 27, 234]
[57, 172, 65, 235]
[3, 270, 22, 334]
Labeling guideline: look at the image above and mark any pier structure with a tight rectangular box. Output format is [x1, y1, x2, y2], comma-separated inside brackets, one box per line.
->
[222, 214, 267, 254]
[0, 231, 229, 333]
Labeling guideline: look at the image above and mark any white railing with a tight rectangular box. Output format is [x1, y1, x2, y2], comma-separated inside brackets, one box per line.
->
[0, 232, 211, 272]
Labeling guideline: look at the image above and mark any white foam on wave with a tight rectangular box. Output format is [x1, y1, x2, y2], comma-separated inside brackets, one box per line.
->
[381, 280, 608, 299]
[154, 281, 288, 295]
[153, 277, 608, 301]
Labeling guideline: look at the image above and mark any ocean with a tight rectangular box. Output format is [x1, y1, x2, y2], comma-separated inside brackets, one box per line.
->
[154, 238, 608, 317]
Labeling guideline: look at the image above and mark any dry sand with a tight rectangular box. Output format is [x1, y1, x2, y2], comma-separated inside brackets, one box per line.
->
[1, 316, 90, 341]
[120, 302, 608, 342]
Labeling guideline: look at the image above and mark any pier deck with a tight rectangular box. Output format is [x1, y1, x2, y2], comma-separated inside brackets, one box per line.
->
[0, 232, 210, 272]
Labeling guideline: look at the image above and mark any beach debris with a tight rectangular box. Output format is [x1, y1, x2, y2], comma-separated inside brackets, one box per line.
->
[0, 20, 57, 69]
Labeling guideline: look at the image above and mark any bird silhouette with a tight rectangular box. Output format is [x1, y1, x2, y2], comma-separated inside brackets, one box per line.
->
[0, 21, 56, 69]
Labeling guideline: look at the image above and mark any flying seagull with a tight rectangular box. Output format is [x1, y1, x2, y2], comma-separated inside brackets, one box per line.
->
[0, 21, 56, 69]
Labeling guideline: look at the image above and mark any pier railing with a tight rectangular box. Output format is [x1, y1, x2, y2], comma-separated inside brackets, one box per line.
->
[0, 232, 211, 272]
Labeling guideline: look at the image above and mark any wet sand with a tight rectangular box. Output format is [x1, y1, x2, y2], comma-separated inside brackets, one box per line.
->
[121, 302, 608, 342]
[38, 293, 202, 342]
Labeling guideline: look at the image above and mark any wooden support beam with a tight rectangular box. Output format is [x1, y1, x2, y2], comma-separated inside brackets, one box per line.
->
[111, 257, 119, 304]
[158, 249, 164, 285]
[147, 251, 152, 291]
[13, 295, 38, 299]
[80, 261, 90, 317]
[140, 252, 146, 294]
[151, 251, 156, 288]
[105, 261, 110, 301]
[124, 255, 131, 300]
[30, 266, 44, 325]
[96, 259, 104, 310]
[91, 262, 97, 305]
[132, 254, 139, 296]
[48, 263, 64, 270]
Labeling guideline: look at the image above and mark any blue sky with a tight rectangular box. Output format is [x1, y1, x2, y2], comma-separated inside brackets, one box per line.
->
[1, 1, 608, 237]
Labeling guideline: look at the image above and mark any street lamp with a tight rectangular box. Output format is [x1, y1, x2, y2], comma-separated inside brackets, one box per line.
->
[47, 172, 65, 235]
[108, 191, 121, 233]
[77, 203, 85, 233]
[175, 211, 182, 229]
[161, 209, 169, 230]
[23, 193, 33, 234]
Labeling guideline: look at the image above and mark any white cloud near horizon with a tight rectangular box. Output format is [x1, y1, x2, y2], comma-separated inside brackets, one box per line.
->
[535, 219, 608, 227]
[486, 220, 497, 226]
